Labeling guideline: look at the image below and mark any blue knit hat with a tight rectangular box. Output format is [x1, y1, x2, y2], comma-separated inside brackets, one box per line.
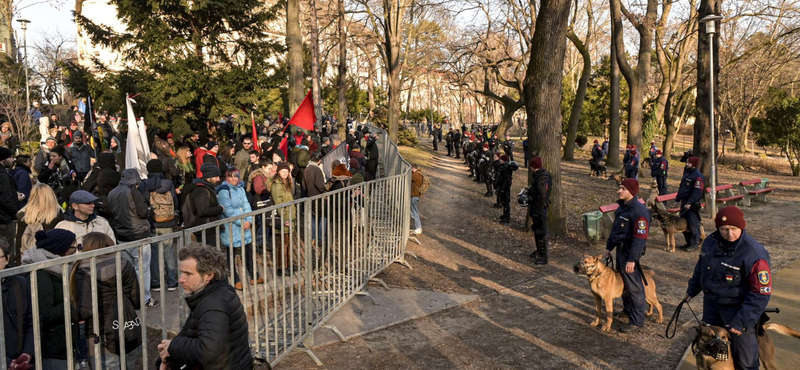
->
[35, 229, 77, 255]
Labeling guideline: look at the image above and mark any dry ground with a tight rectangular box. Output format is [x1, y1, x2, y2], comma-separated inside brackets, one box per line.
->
[275, 138, 800, 370]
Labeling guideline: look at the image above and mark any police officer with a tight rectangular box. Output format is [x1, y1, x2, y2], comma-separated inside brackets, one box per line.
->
[527, 157, 552, 265]
[602, 137, 609, 157]
[453, 130, 462, 159]
[625, 149, 639, 179]
[445, 129, 454, 156]
[623, 144, 632, 167]
[676, 156, 705, 252]
[648, 141, 658, 168]
[494, 155, 518, 223]
[651, 150, 669, 195]
[477, 144, 492, 188]
[591, 139, 604, 176]
[685, 206, 771, 370]
[432, 125, 439, 151]
[501, 134, 515, 162]
[603, 178, 651, 333]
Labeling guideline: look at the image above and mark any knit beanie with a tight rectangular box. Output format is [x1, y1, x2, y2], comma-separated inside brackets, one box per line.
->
[0, 147, 12, 161]
[688, 157, 700, 167]
[593, 140, 599, 144]
[207, 141, 219, 151]
[630, 149, 637, 156]
[715, 206, 746, 230]
[276, 162, 292, 174]
[500, 154, 509, 162]
[35, 229, 76, 256]
[201, 163, 221, 178]
[656, 150, 662, 155]
[146, 159, 163, 174]
[620, 178, 640, 197]
[529, 157, 542, 170]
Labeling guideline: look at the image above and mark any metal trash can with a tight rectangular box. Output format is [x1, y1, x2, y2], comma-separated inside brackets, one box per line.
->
[761, 178, 770, 188]
[583, 211, 604, 243]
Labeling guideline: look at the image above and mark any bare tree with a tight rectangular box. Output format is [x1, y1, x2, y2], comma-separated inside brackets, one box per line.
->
[337, 0, 348, 132]
[309, 0, 323, 125]
[562, 0, 594, 161]
[287, 0, 305, 113]
[30, 30, 76, 104]
[0, 59, 37, 144]
[694, 0, 721, 179]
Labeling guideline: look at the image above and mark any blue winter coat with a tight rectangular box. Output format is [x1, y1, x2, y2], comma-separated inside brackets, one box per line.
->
[216, 181, 253, 248]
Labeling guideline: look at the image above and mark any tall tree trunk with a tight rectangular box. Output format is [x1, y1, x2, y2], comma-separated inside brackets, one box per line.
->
[309, 0, 322, 127]
[663, 91, 677, 158]
[287, 0, 304, 114]
[495, 101, 524, 137]
[337, 0, 348, 133]
[695, 0, 721, 180]
[607, 21, 622, 169]
[523, 0, 572, 237]
[405, 78, 416, 116]
[563, 29, 592, 161]
[367, 54, 376, 119]
[383, 0, 406, 143]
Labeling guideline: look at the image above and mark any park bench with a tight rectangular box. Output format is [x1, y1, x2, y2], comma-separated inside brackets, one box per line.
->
[654, 193, 707, 215]
[738, 178, 775, 206]
[598, 198, 646, 220]
[705, 183, 745, 215]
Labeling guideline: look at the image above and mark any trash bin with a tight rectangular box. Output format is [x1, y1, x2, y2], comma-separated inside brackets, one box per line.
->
[761, 178, 770, 188]
[583, 211, 604, 243]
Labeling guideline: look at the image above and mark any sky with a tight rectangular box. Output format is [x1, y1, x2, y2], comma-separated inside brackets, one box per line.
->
[12, 1, 75, 50]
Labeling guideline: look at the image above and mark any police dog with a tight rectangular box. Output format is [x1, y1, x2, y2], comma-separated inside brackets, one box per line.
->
[649, 206, 706, 253]
[609, 170, 626, 185]
[693, 323, 800, 370]
[573, 254, 663, 332]
[589, 159, 607, 177]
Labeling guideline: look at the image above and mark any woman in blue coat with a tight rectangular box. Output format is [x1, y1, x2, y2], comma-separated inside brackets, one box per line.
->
[217, 168, 262, 290]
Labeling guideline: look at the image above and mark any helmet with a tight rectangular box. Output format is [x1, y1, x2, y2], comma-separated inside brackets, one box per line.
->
[517, 188, 531, 207]
[508, 161, 519, 171]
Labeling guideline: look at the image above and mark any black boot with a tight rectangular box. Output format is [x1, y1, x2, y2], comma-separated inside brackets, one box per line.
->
[500, 205, 511, 224]
[484, 191, 493, 197]
[534, 239, 548, 265]
[492, 203, 502, 208]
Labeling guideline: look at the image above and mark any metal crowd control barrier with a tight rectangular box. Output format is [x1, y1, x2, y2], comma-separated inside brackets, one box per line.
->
[0, 128, 411, 369]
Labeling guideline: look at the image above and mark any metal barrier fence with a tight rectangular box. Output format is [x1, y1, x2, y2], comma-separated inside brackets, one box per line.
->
[0, 130, 411, 369]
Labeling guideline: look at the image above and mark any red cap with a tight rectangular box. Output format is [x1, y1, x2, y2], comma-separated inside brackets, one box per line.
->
[630, 149, 637, 156]
[530, 157, 542, 169]
[167, 133, 173, 139]
[626, 145, 631, 149]
[483, 143, 489, 149]
[500, 154, 509, 162]
[594, 140, 599, 144]
[656, 150, 662, 155]
[715, 206, 746, 230]
[651, 141, 655, 145]
[620, 178, 640, 197]
[688, 157, 700, 167]
[632, 144, 637, 149]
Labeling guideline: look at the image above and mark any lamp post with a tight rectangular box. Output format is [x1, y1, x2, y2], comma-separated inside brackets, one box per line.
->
[700, 14, 723, 218]
[16, 18, 31, 121]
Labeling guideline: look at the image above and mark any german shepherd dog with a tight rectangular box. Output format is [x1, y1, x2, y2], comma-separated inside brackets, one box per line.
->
[649, 205, 707, 253]
[609, 169, 626, 185]
[574, 254, 664, 331]
[694, 322, 800, 370]
[589, 159, 607, 177]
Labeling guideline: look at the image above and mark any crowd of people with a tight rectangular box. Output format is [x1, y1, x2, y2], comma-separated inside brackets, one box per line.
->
[2, 107, 384, 369]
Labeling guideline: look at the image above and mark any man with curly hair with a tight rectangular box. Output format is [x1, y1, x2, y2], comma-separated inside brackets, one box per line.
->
[156, 243, 253, 370]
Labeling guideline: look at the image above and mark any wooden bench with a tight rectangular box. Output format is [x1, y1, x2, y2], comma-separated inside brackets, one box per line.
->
[597, 198, 647, 240]
[654, 193, 707, 215]
[705, 184, 745, 215]
[738, 178, 775, 206]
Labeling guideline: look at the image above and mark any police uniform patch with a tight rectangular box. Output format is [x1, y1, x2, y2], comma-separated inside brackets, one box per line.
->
[758, 270, 770, 285]
[760, 287, 771, 294]
[694, 180, 702, 189]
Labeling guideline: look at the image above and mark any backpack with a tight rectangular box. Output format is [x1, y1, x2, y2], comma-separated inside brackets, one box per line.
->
[150, 191, 175, 223]
[415, 173, 431, 197]
[180, 189, 197, 228]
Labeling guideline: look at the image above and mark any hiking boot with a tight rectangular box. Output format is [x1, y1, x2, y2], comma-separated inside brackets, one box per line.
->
[492, 203, 502, 208]
[618, 324, 642, 334]
[614, 310, 631, 319]
[484, 191, 493, 197]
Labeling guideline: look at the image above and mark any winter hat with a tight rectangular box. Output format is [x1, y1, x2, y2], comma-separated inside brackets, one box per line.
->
[483, 143, 489, 149]
[45, 136, 58, 144]
[688, 156, 700, 167]
[350, 173, 365, 185]
[630, 149, 637, 156]
[632, 145, 637, 149]
[500, 154, 509, 162]
[0, 147, 12, 161]
[593, 140, 599, 144]
[626, 145, 631, 149]
[651, 141, 655, 145]
[120, 169, 141, 186]
[529, 157, 542, 170]
[35, 229, 76, 256]
[146, 159, 163, 174]
[73, 131, 83, 138]
[201, 163, 221, 178]
[715, 206, 746, 230]
[276, 162, 292, 174]
[207, 141, 219, 151]
[656, 150, 662, 155]
[620, 178, 640, 197]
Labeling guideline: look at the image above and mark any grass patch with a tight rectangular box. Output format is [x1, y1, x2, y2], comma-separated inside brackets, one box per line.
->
[719, 153, 789, 174]
[399, 145, 433, 168]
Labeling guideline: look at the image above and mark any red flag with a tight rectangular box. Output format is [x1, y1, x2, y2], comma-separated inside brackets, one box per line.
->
[278, 136, 289, 158]
[251, 112, 259, 151]
[287, 90, 316, 131]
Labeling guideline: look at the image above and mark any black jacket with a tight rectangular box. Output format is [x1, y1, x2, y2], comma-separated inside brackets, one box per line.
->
[74, 254, 140, 340]
[183, 179, 223, 227]
[528, 169, 552, 213]
[166, 280, 252, 370]
[82, 153, 121, 199]
[2, 276, 34, 366]
[32, 269, 78, 359]
[0, 167, 19, 224]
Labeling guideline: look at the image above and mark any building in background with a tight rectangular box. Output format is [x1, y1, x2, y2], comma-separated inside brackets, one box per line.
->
[0, 1, 16, 58]
[75, 0, 127, 72]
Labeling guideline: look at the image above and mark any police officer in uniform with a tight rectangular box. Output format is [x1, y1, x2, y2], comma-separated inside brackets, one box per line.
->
[453, 130, 462, 159]
[676, 157, 705, 252]
[685, 206, 771, 370]
[501, 134, 515, 162]
[445, 129, 454, 156]
[432, 125, 439, 151]
[625, 149, 640, 179]
[527, 157, 552, 265]
[477, 145, 493, 194]
[650, 150, 669, 195]
[494, 155, 518, 223]
[603, 178, 651, 333]
[623, 144, 632, 167]
[591, 139, 604, 176]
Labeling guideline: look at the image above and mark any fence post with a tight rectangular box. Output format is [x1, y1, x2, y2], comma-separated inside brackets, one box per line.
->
[304, 199, 314, 347]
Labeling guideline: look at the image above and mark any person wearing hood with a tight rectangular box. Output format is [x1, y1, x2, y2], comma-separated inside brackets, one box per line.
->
[182, 163, 224, 243]
[108, 136, 125, 171]
[217, 167, 261, 290]
[194, 141, 219, 178]
[142, 160, 180, 292]
[108, 168, 159, 308]
[68, 131, 95, 181]
[270, 162, 296, 275]
[292, 139, 311, 196]
[34, 136, 58, 172]
[11, 155, 33, 209]
[20, 229, 80, 368]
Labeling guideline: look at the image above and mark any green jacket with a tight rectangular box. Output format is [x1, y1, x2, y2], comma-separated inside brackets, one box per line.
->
[270, 177, 296, 234]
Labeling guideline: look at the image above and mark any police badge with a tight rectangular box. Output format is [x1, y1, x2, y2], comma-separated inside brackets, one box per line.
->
[758, 270, 770, 285]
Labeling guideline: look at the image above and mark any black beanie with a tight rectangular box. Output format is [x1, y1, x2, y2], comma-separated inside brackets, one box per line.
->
[146, 159, 163, 174]
[35, 229, 76, 255]
[201, 163, 221, 178]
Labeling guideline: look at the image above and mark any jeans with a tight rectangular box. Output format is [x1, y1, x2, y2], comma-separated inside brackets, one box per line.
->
[311, 215, 327, 246]
[410, 197, 421, 230]
[150, 228, 178, 289]
[40, 358, 68, 369]
[125, 243, 152, 302]
[89, 343, 141, 370]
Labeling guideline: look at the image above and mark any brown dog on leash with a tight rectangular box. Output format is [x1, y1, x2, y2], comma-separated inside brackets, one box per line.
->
[574, 254, 664, 331]
[649, 206, 707, 253]
[694, 323, 800, 370]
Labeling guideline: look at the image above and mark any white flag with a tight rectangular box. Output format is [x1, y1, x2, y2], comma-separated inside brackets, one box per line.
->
[125, 95, 151, 179]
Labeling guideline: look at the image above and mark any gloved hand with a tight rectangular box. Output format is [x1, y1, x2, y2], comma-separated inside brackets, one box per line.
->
[10, 353, 33, 370]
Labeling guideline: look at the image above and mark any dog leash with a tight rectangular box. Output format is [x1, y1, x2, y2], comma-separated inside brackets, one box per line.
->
[666, 297, 702, 339]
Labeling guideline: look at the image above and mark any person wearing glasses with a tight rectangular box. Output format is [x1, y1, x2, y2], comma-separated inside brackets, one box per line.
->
[1, 238, 34, 369]
[20, 229, 79, 368]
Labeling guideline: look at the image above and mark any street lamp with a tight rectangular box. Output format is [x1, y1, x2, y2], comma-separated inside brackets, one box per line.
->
[16, 18, 31, 121]
[700, 14, 723, 218]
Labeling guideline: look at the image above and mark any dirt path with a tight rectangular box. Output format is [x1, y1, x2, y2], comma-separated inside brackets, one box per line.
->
[275, 139, 800, 370]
